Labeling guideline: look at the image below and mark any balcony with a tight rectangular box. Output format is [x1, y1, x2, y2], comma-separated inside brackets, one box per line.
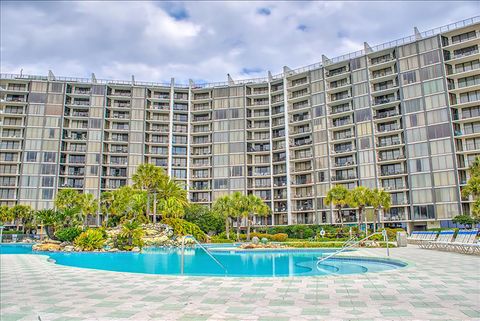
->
[374, 110, 399, 119]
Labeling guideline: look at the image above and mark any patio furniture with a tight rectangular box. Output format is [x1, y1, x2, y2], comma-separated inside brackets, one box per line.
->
[428, 230, 456, 250]
[447, 229, 479, 255]
[417, 231, 439, 248]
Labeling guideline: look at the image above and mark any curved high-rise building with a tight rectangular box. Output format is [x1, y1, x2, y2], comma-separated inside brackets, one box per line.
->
[1, 17, 479, 231]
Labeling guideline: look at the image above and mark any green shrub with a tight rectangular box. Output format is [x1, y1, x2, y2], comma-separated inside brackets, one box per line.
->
[210, 236, 235, 243]
[2, 230, 23, 235]
[378, 228, 406, 240]
[270, 233, 288, 242]
[162, 218, 206, 242]
[74, 229, 105, 251]
[55, 227, 82, 243]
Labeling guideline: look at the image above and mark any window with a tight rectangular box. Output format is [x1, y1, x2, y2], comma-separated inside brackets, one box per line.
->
[26, 151, 37, 162]
[427, 123, 450, 139]
[43, 152, 56, 163]
[402, 70, 417, 84]
[420, 50, 440, 66]
[214, 179, 228, 189]
[403, 98, 423, 113]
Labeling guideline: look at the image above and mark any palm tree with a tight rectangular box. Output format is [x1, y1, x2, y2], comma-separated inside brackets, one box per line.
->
[230, 192, 247, 241]
[11, 205, 33, 233]
[100, 191, 115, 226]
[325, 185, 350, 225]
[78, 193, 98, 226]
[245, 194, 270, 241]
[212, 196, 233, 240]
[370, 188, 391, 232]
[54, 188, 80, 211]
[132, 164, 164, 222]
[347, 186, 372, 231]
[35, 209, 59, 238]
[158, 197, 185, 219]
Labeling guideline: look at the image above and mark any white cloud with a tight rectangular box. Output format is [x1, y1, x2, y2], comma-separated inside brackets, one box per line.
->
[1, 1, 478, 84]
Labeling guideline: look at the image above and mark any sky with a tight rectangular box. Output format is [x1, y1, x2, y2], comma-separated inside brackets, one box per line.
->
[1, 1, 479, 85]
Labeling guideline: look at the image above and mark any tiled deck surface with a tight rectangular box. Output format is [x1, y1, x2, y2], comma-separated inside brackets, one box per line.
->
[1, 247, 479, 321]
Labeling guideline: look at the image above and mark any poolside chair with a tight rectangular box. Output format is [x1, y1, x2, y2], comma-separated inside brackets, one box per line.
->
[447, 229, 479, 255]
[407, 231, 422, 244]
[417, 231, 439, 248]
[428, 230, 456, 250]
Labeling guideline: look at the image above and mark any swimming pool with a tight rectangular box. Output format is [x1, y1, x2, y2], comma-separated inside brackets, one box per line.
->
[0, 243, 406, 277]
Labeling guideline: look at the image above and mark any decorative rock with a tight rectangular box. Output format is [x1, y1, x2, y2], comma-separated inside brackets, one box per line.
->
[251, 236, 259, 245]
[131, 247, 140, 252]
[43, 239, 61, 245]
[33, 243, 61, 252]
[108, 248, 119, 252]
[64, 245, 74, 252]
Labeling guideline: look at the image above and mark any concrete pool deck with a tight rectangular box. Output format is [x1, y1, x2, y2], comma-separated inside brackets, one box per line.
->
[1, 247, 479, 321]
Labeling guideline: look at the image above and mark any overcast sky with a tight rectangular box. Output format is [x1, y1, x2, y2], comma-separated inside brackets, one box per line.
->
[1, 1, 478, 84]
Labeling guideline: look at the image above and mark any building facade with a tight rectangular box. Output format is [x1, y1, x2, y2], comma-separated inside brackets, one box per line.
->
[1, 17, 479, 230]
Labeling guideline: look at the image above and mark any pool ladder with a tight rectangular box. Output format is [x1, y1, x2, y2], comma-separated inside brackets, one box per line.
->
[317, 231, 390, 267]
[180, 235, 227, 274]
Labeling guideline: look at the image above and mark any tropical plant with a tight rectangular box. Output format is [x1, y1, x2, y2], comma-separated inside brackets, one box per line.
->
[184, 204, 224, 234]
[245, 194, 270, 241]
[56, 206, 82, 228]
[369, 188, 392, 232]
[462, 156, 480, 220]
[231, 191, 248, 241]
[55, 226, 83, 243]
[212, 195, 234, 239]
[11, 205, 34, 233]
[347, 186, 372, 230]
[117, 221, 144, 250]
[55, 188, 81, 211]
[158, 197, 185, 219]
[325, 185, 350, 224]
[35, 209, 60, 238]
[132, 163, 164, 222]
[0, 205, 13, 224]
[78, 193, 98, 226]
[161, 218, 206, 242]
[74, 229, 105, 251]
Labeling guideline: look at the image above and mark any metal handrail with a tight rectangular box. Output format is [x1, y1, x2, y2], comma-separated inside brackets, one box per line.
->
[180, 235, 227, 274]
[317, 232, 389, 266]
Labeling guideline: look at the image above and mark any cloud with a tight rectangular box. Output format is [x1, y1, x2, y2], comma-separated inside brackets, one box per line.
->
[1, 1, 478, 84]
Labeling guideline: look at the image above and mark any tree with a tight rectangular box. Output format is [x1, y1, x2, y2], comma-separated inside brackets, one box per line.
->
[11, 205, 33, 233]
[35, 209, 60, 238]
[184, 204, 224, 235]
[132, 164, 164, 222]
[370, 188, 391, 232]
[462, 156, 480, 220]
[0, 206, 13, 225]
[156, 177, 189, 217]
[78, 193, 98, 226]
[158, 197, 185, 219]
[230, 192, 247, 241]
[212, 196, 234, 239]
[325, 185, 350, 225]
[118, 221, 144, 250]
[452, 214, 480, 229]
[55, 188, 81, 211]
[347, 186, 372, 230]
[245, 194, 270, 241]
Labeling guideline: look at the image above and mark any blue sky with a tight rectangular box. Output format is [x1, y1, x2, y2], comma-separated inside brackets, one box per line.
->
[1, 1, 478, 84]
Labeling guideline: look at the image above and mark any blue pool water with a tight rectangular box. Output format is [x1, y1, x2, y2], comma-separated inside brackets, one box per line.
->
[0, 244, 406, 277]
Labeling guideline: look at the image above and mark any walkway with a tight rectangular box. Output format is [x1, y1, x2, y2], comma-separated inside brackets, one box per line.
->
[1, 247, 479, 320]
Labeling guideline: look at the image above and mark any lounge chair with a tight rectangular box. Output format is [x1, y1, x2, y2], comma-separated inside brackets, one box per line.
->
[417, 231, 439, 248]
[427, 230, 456, 250]
[407, 231, 425, 244]
[447, 229, 479, 254]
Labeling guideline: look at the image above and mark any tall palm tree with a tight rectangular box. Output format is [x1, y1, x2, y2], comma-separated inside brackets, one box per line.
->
[35, 209, 58, 239]
[78, 193, 98, 226]
[370, 188, 392, 232]
[347, 186, 372, 231]
[230, 192, 247, 241]
[212, 195, 233, 240]
[325, 185, 350, 225]
[11, 205, 33, 233]
[54, 188, 80, 211]
[132, 164, 164, 222]
[245, 194, 269, 241]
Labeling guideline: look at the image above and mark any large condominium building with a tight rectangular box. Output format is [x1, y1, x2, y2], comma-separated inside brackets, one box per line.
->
[1, 17, 479, 231]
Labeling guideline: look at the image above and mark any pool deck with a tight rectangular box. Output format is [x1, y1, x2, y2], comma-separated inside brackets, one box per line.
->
[1, 247, 479, 321]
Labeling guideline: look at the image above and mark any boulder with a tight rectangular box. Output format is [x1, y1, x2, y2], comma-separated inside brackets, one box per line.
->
[252, 236, 260, 245]
[32, 243, 61, 252]
[131, 247, 140, 252]
[64, 245, 74, 252]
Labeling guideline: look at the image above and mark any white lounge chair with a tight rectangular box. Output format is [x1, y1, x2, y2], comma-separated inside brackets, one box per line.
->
[417, 231, 439, 248]
[447, 229, 479, 254]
